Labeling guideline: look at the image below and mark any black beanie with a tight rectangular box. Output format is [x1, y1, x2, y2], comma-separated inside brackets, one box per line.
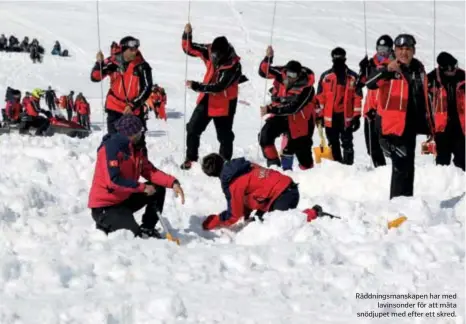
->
[201, 153, 225, 177]
[437, 52, 457, 69]
[285, 60, 302, 74]
[211, 36, 230, 54]
[331, 47, 346, 59]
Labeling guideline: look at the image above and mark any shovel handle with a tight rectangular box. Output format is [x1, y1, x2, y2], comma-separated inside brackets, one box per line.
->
[317, 123, 327, 147]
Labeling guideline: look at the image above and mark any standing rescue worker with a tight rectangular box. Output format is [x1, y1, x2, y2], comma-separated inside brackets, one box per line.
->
[366, 34, 434, 199]
[428, 52, 465, 171]
[316, 47, 363, 165]
[258, 46, 315, 170]
[181, 23, 245, 170]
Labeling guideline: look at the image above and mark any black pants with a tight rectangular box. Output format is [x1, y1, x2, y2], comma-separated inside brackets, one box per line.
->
[186, 97, 236, 161]
[435, 123, 465, 171]
[259, 116, 313, 168]
[364, 117, 386, 167]
[78, 114, 90, 129]
[22, 116, 50, 135]
[66, 108, 73, 121]
[107, 109, 147, 152]
[380, 134, 417, 199]
[270, 183, 300, 211]
[91, 186, 166, 235]
[46, 101, 56, 111]
[325, 113, 354, 165]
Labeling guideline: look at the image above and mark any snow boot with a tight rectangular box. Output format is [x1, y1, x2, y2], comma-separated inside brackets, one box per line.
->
[180, 160, 194, 170]
[137, 225, 163, 239]
[281, 154, 294, 170]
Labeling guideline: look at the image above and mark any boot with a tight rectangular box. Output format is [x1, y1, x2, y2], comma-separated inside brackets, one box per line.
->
[343, 149, 354, 165]
[180, 160, 194, 170]
[280, 154, 294, 170]
[137, 225, 163, 239]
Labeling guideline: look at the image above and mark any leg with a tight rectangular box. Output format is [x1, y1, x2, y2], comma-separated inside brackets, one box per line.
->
[434, 131, 452, 166]
[340, 125, 354, 165]
[288, 136, 313, 169]
[106, 110, 123, 135]
[452, 128, 465, 171]
[369, 117, 386, 167]
[325, 126, 342, 162]
[212, 100, 236, 161]
[123, 186, 166, 229]
[91, 205, 140, 235]
[185, 99, 211, 162]
[259, 117, 288, 167]
[389, 135, 416, 199]
[269, 183, 300, 211]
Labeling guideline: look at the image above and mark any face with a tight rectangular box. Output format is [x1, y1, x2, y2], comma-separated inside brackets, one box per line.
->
[285, 70, 299, 85]
[129, 130, 143, 144]
[123, 47, 138, 61]
[395, 46, 414, 65]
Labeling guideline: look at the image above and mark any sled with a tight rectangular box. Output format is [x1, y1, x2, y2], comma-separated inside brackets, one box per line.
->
[313, 123, 333, 163]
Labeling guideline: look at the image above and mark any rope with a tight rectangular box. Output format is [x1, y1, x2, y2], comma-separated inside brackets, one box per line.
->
[257, 0, 277, 159]
[96, 0, 105, 133]
[182, 0, 192, 162]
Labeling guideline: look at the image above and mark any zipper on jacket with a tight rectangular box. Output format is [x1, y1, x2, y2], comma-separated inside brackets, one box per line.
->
[384, 80, 393, 110]
[399, 79, 404, 110]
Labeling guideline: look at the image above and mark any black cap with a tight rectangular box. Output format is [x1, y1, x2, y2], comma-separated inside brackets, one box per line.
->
[211, 36, 230, 54]
[331, 47, 346, 59]
[201, 153, 225, 177]
[285, 60, 302, 74]
[437, 52, 458, 69]
[376, 35, 393, 48]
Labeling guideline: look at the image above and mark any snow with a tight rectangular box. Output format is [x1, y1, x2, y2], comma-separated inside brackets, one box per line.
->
[0, 1, 465, 323]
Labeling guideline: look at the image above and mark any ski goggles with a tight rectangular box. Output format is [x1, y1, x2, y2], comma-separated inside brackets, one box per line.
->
[285, 70, 299, 79]
[394, 34, 416, 48]
[376, 45, 391, 55]
[439, 63, 458, 73]
[121, 39, 140, 49]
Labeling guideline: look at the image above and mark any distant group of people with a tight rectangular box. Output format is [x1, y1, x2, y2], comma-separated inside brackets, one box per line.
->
[0, 34, 69, 63]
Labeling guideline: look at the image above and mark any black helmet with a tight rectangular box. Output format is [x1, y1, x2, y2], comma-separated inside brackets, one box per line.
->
[376, 35, 393, 48]
[331, 47, 346, 59]
[394, 34, 416, 48]
[119, 36, 140, 51]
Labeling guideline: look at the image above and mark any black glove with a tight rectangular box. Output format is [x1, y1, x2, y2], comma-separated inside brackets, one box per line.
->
[366, 109, 377, 120]
[190, 81, 200, 91]
[359, 55, 369, 74]
[350, 117, 361, 132]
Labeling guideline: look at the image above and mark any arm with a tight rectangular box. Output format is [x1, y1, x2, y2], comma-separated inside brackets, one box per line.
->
[267, 86, 314, 116]
[315, 73, 326, 116]
[218, 180, 248, 227]
[258, 56, 282, 80]
[140, 157, 177, 188]
[104, 143, 145, 193]
[181, 32, 209, 61]
[90, 58, 118, 82]
[353, 80, 363, 117]
[365, 66, 392, 90]
[131, 62, 153, 108]
[191, 63, 242, 93]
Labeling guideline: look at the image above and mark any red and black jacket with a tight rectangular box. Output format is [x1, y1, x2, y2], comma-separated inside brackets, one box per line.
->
[427, 68, 465, 135]
[5, 100, 22, 121]
[182, 32, 246, 117]
[258, 56, 316, 139]
[90, 51, 153, 114]
[366, 58, 434, 137]
[217, 158, 292, 227]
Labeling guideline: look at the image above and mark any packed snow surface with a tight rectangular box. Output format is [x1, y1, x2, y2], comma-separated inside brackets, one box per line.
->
[0, 1, 464, 323]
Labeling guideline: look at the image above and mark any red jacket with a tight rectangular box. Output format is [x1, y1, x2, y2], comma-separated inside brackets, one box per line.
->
[316, 67, 362, 128]
[182, 32, 244, 117]
[366, 58, 434, 136]
[75, 98, 90, 115]
[88, 133, 177, 208]
[146, 89, 167, 120]
[428, 68, 465, 135]
[217, 158, 292, 227]
[24, 96, 41, 117]
[259, 57, 315, 139]
[90, 52, 153, 114]
[359, 54, 393, 116]
[5, 100, 22, 121]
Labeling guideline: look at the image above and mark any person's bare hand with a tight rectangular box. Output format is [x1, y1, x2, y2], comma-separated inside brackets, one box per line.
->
[173, 183, 185, 205]
[144, 184, 156, 196]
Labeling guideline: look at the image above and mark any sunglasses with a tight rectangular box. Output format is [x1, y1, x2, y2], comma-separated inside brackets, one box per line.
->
[439, 64, 457, 73]
[122, 39, 140, 49]
[394, 35, 416, 48]
[376, 45, 391, 54]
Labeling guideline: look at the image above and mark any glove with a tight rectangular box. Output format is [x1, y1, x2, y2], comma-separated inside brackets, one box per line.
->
[359, 55, 369, 73]
[350, 117, 361, 132]
[366, 109, 376, 120]
[202, 214, 221, 230]
[190, 81, 200, 91]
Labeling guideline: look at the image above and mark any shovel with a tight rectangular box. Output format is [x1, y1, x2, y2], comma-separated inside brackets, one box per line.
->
[157, 212, 180, 246]
[313, 123, 333, 163]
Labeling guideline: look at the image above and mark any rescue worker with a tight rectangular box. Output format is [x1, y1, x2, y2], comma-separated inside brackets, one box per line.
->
[366, 34, 434, 199]
[257, 46, 315, 170]
[21, 88, 50, 136]
[181, 22, 246, 170]
[316, 47, 363, 165]
[88, 114, 185, 238]
[428, 52, 465, 171]
[357, 35, 395, 167]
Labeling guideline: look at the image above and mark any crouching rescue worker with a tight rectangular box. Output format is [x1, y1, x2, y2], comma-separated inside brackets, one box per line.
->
[366, 34, 434, 199]
[200, 153, 330, 230]
[21, 88, 50, 135]
[428, 52, 465, 171]
[88, 115, 185, 238]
